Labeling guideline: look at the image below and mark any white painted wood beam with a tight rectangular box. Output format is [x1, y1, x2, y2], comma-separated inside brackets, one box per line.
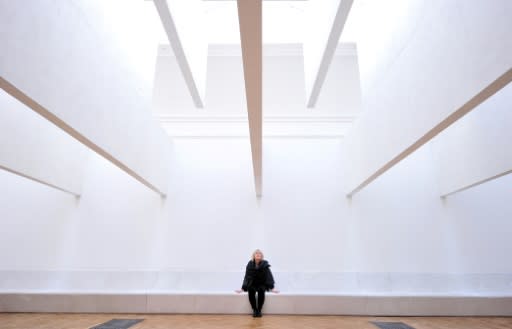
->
[153, 0, 207, 108]
[303, 0, 353, 108]
[237, 0, 263, 197]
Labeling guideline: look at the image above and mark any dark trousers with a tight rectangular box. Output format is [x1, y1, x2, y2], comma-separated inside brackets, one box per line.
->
[248, 287, 266, 311]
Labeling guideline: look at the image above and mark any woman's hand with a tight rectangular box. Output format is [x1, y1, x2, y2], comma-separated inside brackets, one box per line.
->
[235, 289, 243, 294]
[271, 288, 280, 294]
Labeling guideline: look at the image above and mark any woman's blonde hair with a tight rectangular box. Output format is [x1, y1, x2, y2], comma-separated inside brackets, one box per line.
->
[252, 249, 264, 261]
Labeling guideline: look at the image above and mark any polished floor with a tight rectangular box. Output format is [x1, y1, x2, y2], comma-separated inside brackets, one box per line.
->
[1, 314, 512, 329]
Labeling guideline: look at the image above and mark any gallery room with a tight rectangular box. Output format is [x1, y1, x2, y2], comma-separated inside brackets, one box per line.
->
[1, 0, 511, 328]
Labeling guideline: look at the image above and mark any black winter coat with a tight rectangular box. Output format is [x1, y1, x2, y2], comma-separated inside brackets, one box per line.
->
[241, 260, 275, 291]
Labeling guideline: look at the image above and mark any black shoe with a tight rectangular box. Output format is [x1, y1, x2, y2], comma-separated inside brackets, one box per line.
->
[252, 310, 258, 317]
[256, 310, 262, 317]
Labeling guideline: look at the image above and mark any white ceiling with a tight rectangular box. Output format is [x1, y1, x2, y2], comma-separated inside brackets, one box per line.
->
[153, 43, 362, 137]
[143, 0, 377, 45]
[141, 0, 370, 137]
[120, 0, 381, 97]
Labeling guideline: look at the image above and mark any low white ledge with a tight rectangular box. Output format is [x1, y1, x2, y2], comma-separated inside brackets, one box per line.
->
[2, 271, 512, 295]
[2, 271, 512, 315]
[1, 292, 512, 315]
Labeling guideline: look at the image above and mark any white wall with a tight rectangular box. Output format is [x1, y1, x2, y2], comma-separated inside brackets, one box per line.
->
[356, 0, 428, 95]
[0, 0, 171, 195]
[1, 0, 511, 301]
[431, 82, 512, 196]
[344, 0, 512, 195]
[1, 137, 512, 295]
[0, 90, 88, 196]
[0, 170, 77, 270]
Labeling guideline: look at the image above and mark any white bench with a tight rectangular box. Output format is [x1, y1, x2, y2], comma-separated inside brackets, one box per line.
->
[1, 291, 512, 315]
[2, 271, 512, 315]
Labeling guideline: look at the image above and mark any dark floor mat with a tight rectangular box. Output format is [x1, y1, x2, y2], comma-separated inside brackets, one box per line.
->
[370, 321, 415, 329]
[90, 318, 144, 329]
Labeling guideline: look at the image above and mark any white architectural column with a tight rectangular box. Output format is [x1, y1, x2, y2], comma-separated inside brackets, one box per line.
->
[0, 91, 87, 197]
[303, 0, 353, 108]
[344, 0, 512, 197]
[237, 0, 262, 197]
[153, 0, 207, 108]
[432, 82, 512, 197]
[0, 0, 171, 197]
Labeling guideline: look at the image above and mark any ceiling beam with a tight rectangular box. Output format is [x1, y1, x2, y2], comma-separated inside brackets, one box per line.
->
[154, 0, 207, 108]
[303, 0, 353, 108]
[237, 0, 263, 197]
